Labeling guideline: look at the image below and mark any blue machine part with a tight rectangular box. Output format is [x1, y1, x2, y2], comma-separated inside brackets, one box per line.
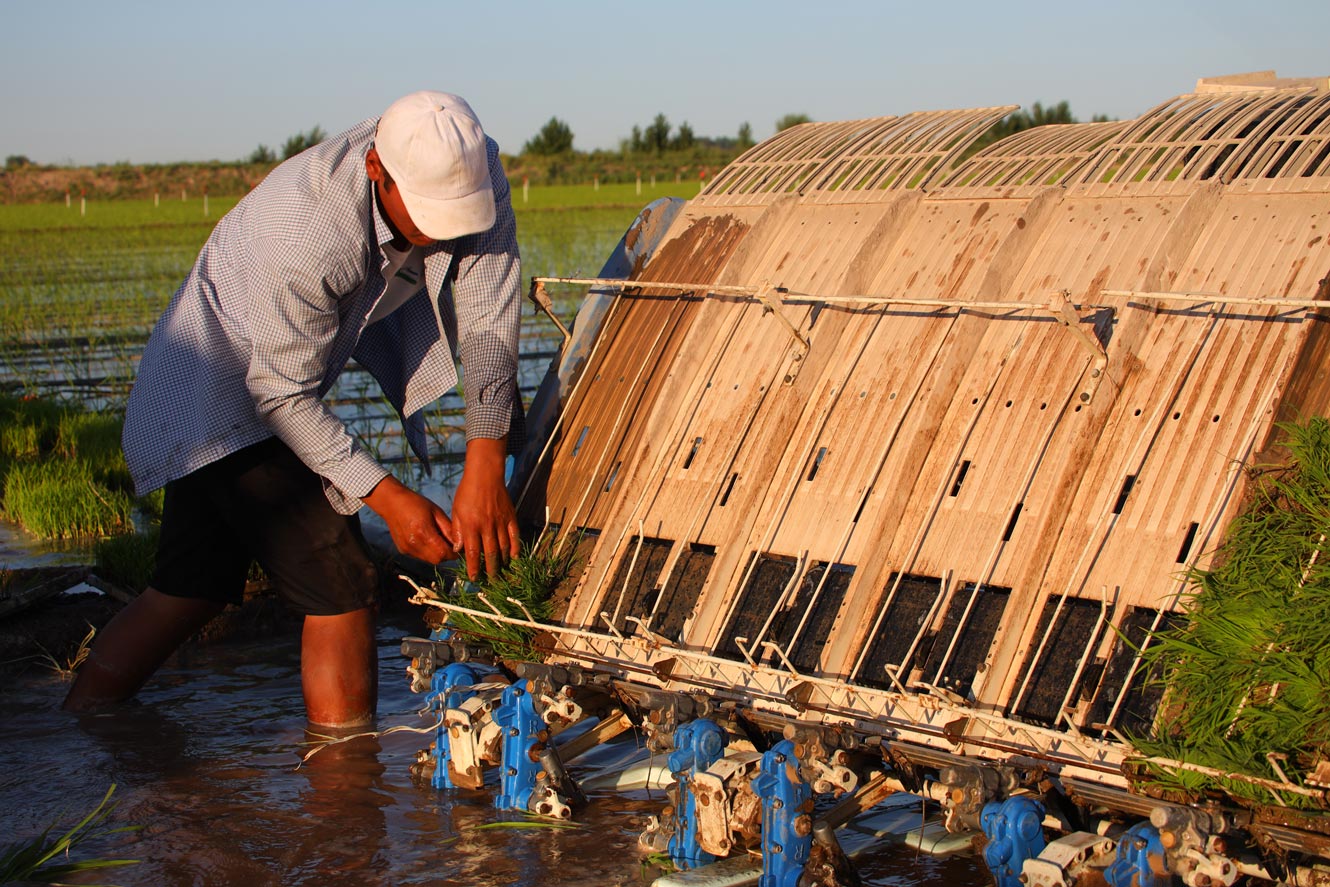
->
[493, 681, 545, 812]
[1105, 821, 1170, 887]
[666, 719, 728, 869]
[981, 795, 1048, 887]
[751, 739, 812, 887]
[425, 662, 477, 790]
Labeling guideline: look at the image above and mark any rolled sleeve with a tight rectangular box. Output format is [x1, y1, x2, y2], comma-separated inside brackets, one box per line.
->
[451, 141, 522, 443]
[245, 240, 388, 514]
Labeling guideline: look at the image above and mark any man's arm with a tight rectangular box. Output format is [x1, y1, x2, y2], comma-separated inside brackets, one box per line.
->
[451, 436, 521, 579]
[448, 140, 523, 578]
[244, 240, 459, 562]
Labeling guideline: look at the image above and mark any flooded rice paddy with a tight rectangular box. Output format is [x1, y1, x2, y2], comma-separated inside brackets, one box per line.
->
[0, 193, 988, 885]
[0, 616, 985, 885]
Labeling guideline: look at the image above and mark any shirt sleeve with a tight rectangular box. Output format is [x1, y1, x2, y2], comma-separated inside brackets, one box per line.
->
[450, 140, 522, 443]
[244, 237, 388, 515]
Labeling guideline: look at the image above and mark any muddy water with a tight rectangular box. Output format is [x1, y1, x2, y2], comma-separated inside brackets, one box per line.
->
[0, 614, 988, 886]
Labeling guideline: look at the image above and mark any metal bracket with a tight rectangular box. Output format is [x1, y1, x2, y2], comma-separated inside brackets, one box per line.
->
[528, 279, 572, 346]
[752, 739, 813, 887]
[1050, 290, 1110, 404]
[425, 662, 479, 790]
[668, 719, 730, 869]
[753, 283, 811, 386]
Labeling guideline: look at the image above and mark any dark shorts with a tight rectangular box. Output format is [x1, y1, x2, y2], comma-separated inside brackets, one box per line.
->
[151, 437, 379, 616]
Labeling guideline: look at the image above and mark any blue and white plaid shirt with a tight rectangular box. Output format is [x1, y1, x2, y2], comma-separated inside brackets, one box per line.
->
[122, 116, 522, 514]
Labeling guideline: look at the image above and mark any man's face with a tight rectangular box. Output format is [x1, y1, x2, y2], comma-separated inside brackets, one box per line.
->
[366, 148, 436, 247]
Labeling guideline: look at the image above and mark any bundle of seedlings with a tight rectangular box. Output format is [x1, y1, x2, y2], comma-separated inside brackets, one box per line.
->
[429, 533, 582, 662]
[1133, 418, 1330, 810]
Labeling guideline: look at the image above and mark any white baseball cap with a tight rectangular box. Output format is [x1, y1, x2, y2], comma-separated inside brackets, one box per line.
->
[374, 91, 496, 241]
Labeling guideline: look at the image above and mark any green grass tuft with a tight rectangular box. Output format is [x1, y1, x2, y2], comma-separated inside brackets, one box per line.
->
[1134, 417, 1330, 808]
[0, 783, 139, 884]
[3, 460, 134, 538]
[95, 529, 159, 593]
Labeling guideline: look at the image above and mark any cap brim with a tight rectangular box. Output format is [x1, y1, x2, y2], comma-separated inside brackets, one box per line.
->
[398, 182, 496, 242]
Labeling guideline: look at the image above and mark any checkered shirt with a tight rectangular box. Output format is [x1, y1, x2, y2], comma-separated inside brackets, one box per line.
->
[122, 116, 522, 514]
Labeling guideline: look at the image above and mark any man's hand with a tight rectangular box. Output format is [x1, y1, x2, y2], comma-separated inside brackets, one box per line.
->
[362, 475, 458, 563]
[450, 437, 521, 580]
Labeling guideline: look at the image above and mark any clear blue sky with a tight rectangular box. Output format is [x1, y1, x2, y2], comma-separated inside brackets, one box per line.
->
[4, 0, 1327, 166]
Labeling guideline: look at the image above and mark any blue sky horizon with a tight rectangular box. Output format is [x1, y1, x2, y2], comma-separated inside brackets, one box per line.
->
[4, 0, 1328, 167]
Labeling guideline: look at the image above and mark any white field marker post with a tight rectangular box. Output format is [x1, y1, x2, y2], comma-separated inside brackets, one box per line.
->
[523, 176, 529, 204]
[65, 190, 70, 208]
[181, 189, 186, 202]
[154, 192, 160, 208]
[593, 175, 599, 192]
[203, 190, 208, 217]
[636, 171, 641, 196]
[80, 191, 86, 216]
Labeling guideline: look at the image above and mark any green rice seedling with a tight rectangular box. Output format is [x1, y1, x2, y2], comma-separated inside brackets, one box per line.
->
[0, 783, 139, 885]
[57, 410, 126, 470]
[0, 394, 66, 455]
[0, 421, 42, 461]
[641, 851, 678, 878]
[95, 528, 160, 593]
[440, 534, 582, 660]
[3, 460, 135, 539]
[1134, 417, 1330, 808]
[470, 819, 583, 830]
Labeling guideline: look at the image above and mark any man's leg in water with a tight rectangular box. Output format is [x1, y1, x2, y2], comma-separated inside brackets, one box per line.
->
[302, 607, 377, 729]
[63, 588, 224, 710]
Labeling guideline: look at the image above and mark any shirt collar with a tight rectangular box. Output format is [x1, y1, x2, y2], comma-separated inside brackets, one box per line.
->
[369, 182, 445, 259]
[370, 183, 397, 253]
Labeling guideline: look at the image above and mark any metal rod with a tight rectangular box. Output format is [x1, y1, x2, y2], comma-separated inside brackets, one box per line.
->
[749, 550, 808, 654]
[608, 521, 647, 630]
[532, 276, 1330, 312]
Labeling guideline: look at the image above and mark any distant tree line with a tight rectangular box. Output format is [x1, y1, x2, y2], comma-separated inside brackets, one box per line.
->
[969, 101, 1113, 153]
[2, 101, 1112, 202]
[247, 125, 328, 165]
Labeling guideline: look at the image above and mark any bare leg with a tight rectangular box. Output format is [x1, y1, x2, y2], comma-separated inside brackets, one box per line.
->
[301, 607, 377, 729]
[63, 588, 224, 711]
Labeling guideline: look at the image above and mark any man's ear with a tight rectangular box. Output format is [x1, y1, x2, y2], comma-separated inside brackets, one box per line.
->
[365, 147, 386, 185]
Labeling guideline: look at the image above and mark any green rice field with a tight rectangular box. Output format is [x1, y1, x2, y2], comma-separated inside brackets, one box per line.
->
[0, 182, 694, 556]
